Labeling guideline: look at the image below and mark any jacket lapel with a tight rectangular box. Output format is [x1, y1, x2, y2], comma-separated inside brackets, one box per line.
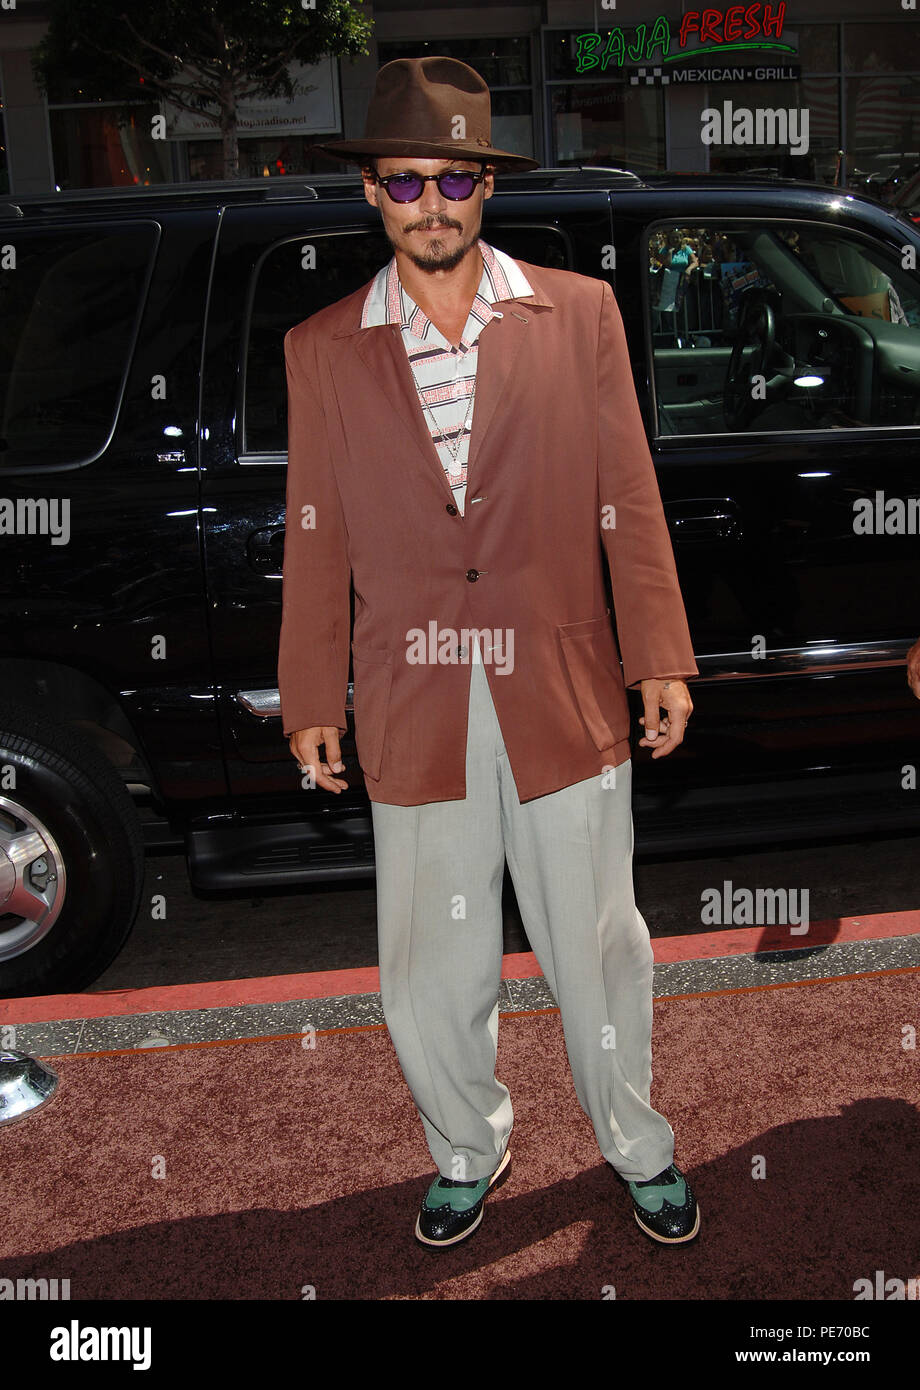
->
[335, 262, 555, 507]
[463, 304, 537, 499]
[352, 325, 443, 491]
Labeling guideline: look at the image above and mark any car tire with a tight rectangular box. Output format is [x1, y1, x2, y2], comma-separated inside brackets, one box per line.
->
[0, 699, 144, 998]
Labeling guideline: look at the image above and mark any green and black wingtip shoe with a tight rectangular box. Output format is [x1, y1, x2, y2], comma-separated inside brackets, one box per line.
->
[415, 1147, 512, 1247]
[617, 1161, 700, 1244]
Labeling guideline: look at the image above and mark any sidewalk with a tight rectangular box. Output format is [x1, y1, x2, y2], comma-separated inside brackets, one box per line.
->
[3, 909, 919, 1058]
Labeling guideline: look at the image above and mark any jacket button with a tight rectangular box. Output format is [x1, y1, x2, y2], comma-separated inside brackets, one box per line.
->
[446, 503, 458, 515]
[466, 568, 479, 582]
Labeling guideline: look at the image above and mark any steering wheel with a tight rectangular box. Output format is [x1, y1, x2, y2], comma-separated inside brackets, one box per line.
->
[724, 299, 776, 430]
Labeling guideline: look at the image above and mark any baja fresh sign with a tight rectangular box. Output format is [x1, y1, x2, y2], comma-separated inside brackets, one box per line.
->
[575, 4, 795, 72]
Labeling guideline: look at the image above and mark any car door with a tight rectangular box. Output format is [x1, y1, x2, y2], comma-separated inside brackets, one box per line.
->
[0, 208, 222, 805]
[613, 193, 920, 840]
[197, 200, 384, 890]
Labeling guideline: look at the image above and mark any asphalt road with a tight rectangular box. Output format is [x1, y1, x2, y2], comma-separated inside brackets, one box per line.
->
[89, 830, 920, 993]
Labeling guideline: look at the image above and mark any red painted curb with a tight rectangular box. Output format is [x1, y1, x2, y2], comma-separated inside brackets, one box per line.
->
[651, 910, 920, 962]
[1, 910, 917, 1025]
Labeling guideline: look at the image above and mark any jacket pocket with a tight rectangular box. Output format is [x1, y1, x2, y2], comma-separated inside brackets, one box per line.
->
[350, 642, 393, 781]
[557, 613, 625, 752]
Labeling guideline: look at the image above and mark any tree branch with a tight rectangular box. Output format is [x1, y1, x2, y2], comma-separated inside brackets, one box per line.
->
[79, 37, 220, 115]
[239, 38, 307, 86]
[115, 11, 188, 70]
[67, 11, 329, 129]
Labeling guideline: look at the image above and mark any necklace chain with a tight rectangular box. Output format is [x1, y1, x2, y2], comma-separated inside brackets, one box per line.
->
[422, 373, 476, 485]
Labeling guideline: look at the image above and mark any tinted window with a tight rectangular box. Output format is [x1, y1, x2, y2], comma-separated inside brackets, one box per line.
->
[243, 229, 391, 454]
[242, 225, 572, 454]
[0, 224, 157, 468]
[480, 224, 570, 269]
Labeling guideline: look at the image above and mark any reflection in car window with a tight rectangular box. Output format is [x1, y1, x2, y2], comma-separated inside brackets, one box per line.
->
[647, 222, 920, 436]
[773, 227, 919, 326]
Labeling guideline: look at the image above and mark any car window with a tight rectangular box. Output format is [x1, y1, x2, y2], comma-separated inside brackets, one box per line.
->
[0, 223, 157, 469]
[242, 224, 572, 455]
[479, 224, 570, 269]
[242, 228, 391, 454]
[646, 222, 920, 436]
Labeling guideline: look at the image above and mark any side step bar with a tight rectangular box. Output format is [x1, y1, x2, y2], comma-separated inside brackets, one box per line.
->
[187, 813, 376, 890]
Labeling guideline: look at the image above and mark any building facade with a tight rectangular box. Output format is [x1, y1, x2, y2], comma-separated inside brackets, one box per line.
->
[0, 0, 918, 197]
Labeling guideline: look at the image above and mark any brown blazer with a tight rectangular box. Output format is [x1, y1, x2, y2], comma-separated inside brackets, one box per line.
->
[279, 258, 698, 806]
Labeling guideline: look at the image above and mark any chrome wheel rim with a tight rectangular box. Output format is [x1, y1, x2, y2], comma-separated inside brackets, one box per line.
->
[0, 795, 67, 961]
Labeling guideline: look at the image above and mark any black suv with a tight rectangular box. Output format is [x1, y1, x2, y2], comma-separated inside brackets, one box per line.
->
[2, 167, 920, 997]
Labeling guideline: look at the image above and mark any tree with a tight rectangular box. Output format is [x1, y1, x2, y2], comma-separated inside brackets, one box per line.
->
[33, 0, 373, 179]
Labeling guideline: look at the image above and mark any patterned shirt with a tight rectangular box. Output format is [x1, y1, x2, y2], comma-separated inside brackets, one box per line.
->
[359, 238, 534, 517]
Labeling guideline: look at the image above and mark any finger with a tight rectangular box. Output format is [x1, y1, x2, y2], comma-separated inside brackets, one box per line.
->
[648, 712, 688, 759]
[320, 732, 347, 786]
[640, 693, 661, 741]
[639, 715, 669, 747]
[296, 747, 348, 794]
[308, 766, 349, 793]
[316, 767, 346, 789]
[289, 729, 349, 792]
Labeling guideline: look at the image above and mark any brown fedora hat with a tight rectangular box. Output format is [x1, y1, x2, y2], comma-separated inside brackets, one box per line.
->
[311, 56, 539, 171]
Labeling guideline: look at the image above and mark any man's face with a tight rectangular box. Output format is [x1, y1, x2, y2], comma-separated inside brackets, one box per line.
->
[362, 157, 494, 273]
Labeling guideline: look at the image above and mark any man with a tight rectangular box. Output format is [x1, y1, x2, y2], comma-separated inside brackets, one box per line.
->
[280, 56, 701, 1248]
[908, 638, 920, 700]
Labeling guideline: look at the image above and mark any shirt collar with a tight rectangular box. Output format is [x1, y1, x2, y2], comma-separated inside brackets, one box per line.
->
[360, 239, 534, 331]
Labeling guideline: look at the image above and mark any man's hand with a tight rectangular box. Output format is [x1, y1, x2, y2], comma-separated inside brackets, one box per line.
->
[638, 678, 693, 759]
[288, 726, 349, 793]
[908, 637, 920, 700]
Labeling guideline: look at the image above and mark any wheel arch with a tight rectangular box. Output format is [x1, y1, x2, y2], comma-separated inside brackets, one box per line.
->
[0, 658, 159, 796]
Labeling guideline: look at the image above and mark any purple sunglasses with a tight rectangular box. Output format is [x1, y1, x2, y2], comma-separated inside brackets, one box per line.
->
[370, 167, 488, 203]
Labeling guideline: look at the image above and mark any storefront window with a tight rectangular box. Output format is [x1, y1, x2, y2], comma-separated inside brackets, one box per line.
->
[550, 82, 663, 171]
[376, 37, 535, 159]
[49, 105, 173, 189]
[377, 36, 530, 88]
[18, 18, 920, 203]
[703, 78, 839, 184]
[843, 22, 920, 73]
[844, 74, 920, 201]
[186, 135, 343, 180]
[794, 24, 838, 74]
[545, 30, 591, 84]
[546, 21, 838, 78]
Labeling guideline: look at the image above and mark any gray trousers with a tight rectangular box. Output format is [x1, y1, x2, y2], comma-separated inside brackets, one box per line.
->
[370, 653, 675, 1184]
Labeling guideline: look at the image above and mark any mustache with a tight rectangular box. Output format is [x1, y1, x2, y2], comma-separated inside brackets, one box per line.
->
[404, 216, 463, 233]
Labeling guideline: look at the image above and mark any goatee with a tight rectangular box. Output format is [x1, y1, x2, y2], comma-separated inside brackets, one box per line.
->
[390, 222, 480, 274]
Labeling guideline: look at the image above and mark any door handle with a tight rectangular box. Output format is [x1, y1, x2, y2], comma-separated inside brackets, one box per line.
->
[664, 498, 742, 544]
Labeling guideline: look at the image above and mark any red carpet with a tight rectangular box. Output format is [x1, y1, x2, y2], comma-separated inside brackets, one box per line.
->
[2, 969, 919, 1299]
